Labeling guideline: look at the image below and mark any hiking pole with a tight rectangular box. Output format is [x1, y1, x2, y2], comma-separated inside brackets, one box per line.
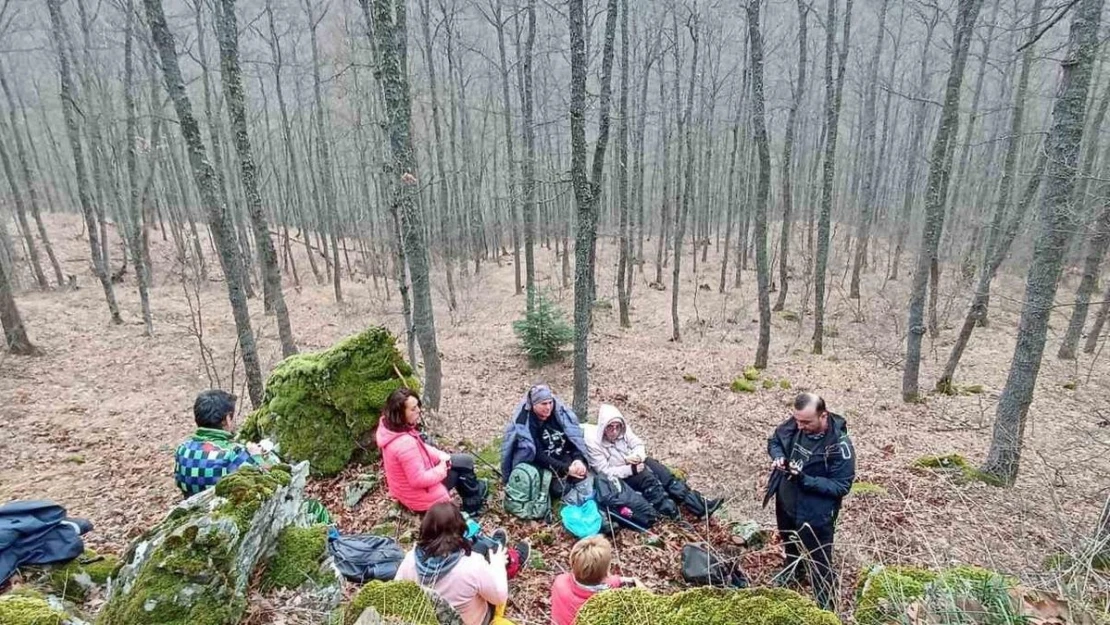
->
[465, 445, 504, 480]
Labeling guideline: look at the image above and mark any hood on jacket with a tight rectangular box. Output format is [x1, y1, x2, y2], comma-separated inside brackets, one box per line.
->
[594, 404, 627, 445]
[375, 419, 414, 450]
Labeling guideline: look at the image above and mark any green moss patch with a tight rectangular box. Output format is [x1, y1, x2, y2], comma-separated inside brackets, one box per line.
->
[850, 482, 888, 497]
[912, 454, 1004, 486]
[42, 549, 120, 603]
[779, 379, 792, 390]
[731, 378, 757, 393]
[99, 463, 301, 625]
[344, 581, 442, 625]
[264, 525, 329, 590]
[855, 565, 938, 624]
[743, 366, 761, 381]
[242, 327, 420, 476]
[0, 593, 68, 625]
[213, 465, 292, 533]
[577, 586, 840, 625]
[854, 564, 1018, 625]
[97, 520, 243, 625]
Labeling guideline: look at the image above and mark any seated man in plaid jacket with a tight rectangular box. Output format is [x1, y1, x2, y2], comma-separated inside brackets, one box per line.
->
[174, 389, 275, 497]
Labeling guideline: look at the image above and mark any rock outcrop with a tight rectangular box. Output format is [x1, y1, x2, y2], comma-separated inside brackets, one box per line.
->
[576, 587, 841, 625]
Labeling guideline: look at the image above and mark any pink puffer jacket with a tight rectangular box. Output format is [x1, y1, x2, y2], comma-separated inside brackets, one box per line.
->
[376, 421, 452, 512]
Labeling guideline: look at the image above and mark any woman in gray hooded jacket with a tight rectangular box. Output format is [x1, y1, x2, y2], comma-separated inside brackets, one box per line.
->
[583, 404, 722, 519]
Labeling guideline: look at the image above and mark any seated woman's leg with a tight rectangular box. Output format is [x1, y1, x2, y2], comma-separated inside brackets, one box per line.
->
[444, 453, 488, 514]
[643, 457, 721, 517]
[622, 466, 678, 518]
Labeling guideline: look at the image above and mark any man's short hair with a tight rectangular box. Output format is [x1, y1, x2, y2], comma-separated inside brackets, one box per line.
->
[194, 390, 237, 429]
[794, 392, 826, 414]
[570, 535, 613, 586]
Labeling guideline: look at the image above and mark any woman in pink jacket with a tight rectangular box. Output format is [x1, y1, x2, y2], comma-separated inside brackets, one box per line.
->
[396, 502, 528, 625]
[377, 388, 487, 514]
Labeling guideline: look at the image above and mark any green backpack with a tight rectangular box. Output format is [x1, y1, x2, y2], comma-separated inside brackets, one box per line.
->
[503, 463, 553, 520]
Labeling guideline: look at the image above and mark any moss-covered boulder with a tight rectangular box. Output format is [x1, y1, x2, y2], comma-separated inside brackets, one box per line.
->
[17, 549, 121, 605]
[42, 550, 120, 603]
[0, 591, 90, 625]
[912, 454, 1004, 486]
[576, 586, 840, 625]
[344, 581, 463, 625]
[242, 328, 421, 476]
[97, 463, 309, 625]
[854, 564, 1017, 625]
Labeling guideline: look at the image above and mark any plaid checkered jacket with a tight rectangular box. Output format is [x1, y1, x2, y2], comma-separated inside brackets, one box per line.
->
[174, 428, 258, 496]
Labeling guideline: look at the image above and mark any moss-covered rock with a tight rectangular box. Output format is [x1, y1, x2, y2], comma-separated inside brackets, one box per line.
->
[242, 328, 420, 476]
[98, 463, 310, 625]
[0, 592, 86, 625]
[855, 565, 938, 624]
[263, 525, 329, 590]
[39, 550, 121, 603]
[912, 453, 1004, 486]
[344, 581, 463, 625]
[854, 564, 1018, 625]
[577, 586, 840, 625]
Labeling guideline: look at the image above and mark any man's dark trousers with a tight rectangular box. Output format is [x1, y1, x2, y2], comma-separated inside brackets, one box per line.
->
[775, 497, 836, 610]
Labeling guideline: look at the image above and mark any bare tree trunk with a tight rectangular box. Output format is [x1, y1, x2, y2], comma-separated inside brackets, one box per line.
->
[144, 0, 264, 407]
[1059, 146, 1110, 358]
[0, 247, 36, 355]
[813, 0, 853, 354]
[304, 0, 343, 303]
[124, 0, 153, 336]
[891, 12, 937, 281]
[901, 0, 984, 401]
[747, 0, 771, 368]
[522, 0, 538, 309]
[671, 9, 699, 343]
[938, 152, 1045, 392]
[484, 0, 522, 296]
[46, 0, 122, 325]
[571, 0, 618, 415]
[1087, 280, 1110, 353]
[366, 0, 443, 409]
[216, 0, 297, 358]
[983, 0, 1103, 483]
[265, 0, 321, 286]
[654, 54, 670, 286]
[616, 0, 631, 328]
[774, 0, 807, 310]
[719, 115, 741, 294]
[1, 64, 64, 288]
[849, 0, 888, 300]
[0, 127, 47, 290]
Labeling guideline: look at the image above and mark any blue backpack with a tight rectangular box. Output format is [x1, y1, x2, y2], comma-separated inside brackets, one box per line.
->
[560, 499, 603, 538]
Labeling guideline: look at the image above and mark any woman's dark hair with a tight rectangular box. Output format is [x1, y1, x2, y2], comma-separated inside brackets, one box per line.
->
[382, 388, 421, 432]
[194, 390, 236, 429]
[418, 502, 471, 558]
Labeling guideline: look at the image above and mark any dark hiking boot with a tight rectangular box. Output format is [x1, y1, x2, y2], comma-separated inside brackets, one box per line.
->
[704, 497, 724, 518]
[658, 498, 681, 520]
[491, 528, 509, 549]
[771, 563, 806, 588]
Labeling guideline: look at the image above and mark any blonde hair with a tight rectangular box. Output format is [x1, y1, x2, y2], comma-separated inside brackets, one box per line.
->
[570, 536, 613, 585]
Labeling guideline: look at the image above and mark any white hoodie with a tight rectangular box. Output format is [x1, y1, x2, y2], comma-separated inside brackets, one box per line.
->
[583, 404, 647, 480]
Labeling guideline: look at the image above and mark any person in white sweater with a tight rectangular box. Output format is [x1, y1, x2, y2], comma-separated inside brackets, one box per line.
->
[583, 404, 722, 520]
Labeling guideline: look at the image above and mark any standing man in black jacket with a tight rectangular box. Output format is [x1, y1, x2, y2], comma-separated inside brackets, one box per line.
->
[764, 392, 855, 611]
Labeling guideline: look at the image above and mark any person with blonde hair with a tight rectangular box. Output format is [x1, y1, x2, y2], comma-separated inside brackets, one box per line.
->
[549, 536, 640, 625]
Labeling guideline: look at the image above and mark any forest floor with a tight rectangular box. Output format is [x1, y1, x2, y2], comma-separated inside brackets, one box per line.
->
[1, 213, 1109, 623]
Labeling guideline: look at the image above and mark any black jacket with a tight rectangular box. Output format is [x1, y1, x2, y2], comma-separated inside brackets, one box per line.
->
[762, 413, 855, 525]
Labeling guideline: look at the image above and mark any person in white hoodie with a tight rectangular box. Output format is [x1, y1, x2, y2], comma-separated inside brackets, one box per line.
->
[584, 404, 722, 520]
